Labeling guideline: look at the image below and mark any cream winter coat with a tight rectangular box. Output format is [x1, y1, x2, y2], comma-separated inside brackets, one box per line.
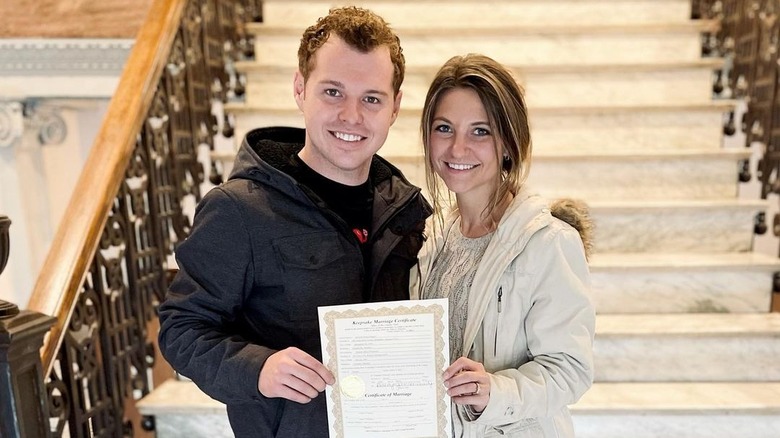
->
[412, 190, 596, 437]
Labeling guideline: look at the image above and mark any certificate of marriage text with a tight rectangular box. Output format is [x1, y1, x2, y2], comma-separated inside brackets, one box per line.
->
[318, 298, 452, 438]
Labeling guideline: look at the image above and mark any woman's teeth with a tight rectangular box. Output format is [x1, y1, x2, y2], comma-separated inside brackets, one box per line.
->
[448, 163, 476, 170]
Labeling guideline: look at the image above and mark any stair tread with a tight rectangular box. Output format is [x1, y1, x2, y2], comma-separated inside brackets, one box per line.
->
[235, 58, 726, 74]
[586, 198, 766, 210]
[573, 382, 780, 413]
[213, 148, 750, 161]
[261, 0, 688, 3]
[590, 252, 780, 271]
[384, 148, 751, 160]
[138, 379, 224, 415]
[224, 100, 737, 114]
[596, 313, 780, 336]
[247, 20, 719, 36]
[141, 380, 780, 416]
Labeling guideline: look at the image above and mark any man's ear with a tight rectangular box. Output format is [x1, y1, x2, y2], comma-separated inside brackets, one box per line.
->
[293, 71, 305, 111]
[390, 89, 403, 125]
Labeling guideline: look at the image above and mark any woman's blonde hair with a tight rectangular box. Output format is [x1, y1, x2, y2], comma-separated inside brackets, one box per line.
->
[421, 54, 532, 228]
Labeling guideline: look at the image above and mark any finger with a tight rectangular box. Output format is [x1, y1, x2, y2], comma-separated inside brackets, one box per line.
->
[279, 371, 323, 399]
[447, 380, 479, 398]
[259, 366, 316, 402]
[443, 357, 479, 379]
[273, 383, 315, 404]
[442, 358, 468, 379]
[451, 392, 489, 408]
[444, 370, 479, 389]
[288, 348, 336, 385]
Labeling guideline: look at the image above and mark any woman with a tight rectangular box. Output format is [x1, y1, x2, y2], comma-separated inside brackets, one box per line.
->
[413, 54, 596, 437]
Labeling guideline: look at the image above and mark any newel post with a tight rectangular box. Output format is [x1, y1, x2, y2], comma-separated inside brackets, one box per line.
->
[0, 216, 55, 438]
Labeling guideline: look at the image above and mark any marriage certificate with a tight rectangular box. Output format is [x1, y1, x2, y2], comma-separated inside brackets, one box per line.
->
[318, 298, 452, 438]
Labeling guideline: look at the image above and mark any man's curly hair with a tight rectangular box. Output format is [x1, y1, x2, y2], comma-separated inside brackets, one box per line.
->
[297, 6, 405, 95]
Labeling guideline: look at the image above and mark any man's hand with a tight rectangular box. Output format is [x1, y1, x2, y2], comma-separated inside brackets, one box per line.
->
[258, 347, 335, 403]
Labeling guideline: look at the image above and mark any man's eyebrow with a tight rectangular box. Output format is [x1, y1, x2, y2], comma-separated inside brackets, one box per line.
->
[317, 79, 390, 97]
[365, 89, 390, 97]
[318, 80, 345, 88]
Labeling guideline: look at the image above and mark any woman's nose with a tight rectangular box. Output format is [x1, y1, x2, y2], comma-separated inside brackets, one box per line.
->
[449, 134, 468, 157]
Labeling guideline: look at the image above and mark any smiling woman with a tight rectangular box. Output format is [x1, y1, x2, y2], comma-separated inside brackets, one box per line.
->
[414, 54, 595, 438]
[0, 0, 154, 38]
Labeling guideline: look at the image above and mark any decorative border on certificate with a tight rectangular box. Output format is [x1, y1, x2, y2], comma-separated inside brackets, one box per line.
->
[320, 299, 450, 438]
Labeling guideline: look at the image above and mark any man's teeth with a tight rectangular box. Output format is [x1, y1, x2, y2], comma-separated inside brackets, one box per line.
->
[334, 132, 362, 142]
[448, 163, 476, 170]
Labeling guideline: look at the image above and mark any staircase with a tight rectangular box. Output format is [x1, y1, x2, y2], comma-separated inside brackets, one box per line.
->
[138, 1, 780, 437]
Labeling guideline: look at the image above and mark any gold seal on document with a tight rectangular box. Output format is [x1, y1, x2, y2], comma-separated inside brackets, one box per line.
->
[340, 375, 365, 399]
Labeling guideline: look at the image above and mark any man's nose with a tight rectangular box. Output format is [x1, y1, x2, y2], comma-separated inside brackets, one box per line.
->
[339, 99, 363, 124]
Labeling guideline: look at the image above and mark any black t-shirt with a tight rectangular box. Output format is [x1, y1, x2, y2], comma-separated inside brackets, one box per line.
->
[287, 155, 374, 254]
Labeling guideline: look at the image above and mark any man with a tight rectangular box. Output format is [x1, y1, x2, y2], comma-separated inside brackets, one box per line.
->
[158, 6, 432, 437]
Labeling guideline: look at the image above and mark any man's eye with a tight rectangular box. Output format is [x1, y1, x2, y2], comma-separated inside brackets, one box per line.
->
[324, 89, 341, 97]
[364, 96, 380, 104]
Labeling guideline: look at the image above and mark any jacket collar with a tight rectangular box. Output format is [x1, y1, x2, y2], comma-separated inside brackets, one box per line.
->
[434, 188, 558, 356]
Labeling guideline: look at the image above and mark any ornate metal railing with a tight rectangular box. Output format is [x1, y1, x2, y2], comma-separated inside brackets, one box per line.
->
[693, 0, 780, 308]
[695, 1, 780, 222]
[0, 0, 260, 436]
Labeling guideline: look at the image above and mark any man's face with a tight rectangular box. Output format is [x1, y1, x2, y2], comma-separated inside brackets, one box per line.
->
[294, 35, 402, 185]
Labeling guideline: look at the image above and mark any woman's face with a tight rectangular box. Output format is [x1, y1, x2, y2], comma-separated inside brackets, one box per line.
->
[428, 87, 500, 202]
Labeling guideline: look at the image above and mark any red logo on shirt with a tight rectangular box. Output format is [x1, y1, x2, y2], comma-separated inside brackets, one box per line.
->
[352, 228, 369, 244]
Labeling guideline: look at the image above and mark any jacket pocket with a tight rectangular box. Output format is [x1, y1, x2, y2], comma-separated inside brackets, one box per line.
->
[272, 232, 360, 321]
[488, 274, 530, 368]
[274, 233, 345, 270]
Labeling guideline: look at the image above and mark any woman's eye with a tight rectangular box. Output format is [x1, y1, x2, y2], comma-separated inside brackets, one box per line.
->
[474, 127, 490, 136]
[433, 124, 451, 133]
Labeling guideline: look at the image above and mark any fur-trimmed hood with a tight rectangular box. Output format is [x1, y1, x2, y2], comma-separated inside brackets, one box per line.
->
[550, 198, 594, 261]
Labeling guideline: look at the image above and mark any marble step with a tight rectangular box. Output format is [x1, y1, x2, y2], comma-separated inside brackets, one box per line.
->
[248, 20, 718, 68]
[138, 362, 780, 438]
[384, 148, 750, 202]
[593, 313, 780, 382]
[237, 59, 724, 109]
[589, 252, 780, 314]
[224, 100, 734, 154]
[259, 0, 694, 28]
[210, 137, 763, 254]
[213, 146, 748, 202]
[138, 379, 231, 438]
[572, 382, 780, 438]
[589, 199, 764, 254]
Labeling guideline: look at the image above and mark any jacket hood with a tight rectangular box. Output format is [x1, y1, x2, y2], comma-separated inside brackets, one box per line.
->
[229, 126, 305, 184]
[229, 126, 410, 189]
[488, 189, 593, 262]
[550, 198, 593, 260]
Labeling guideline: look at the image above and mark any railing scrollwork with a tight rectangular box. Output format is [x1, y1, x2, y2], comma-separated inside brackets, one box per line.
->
[697, 1, 780, 247]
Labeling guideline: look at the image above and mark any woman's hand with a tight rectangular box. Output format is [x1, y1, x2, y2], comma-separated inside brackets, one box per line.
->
[443, 357, 491, 413]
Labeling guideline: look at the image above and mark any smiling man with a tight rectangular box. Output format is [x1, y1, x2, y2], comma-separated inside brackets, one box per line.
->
[157, 6, 432, 438]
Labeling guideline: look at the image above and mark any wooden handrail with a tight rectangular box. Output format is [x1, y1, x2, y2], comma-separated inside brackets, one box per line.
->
[26, 0, 187, 373]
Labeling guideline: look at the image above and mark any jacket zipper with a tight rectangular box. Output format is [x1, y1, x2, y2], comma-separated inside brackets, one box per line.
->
[494, 287, 503, 356]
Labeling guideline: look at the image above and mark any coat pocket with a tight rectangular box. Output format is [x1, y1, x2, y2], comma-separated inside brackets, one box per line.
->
[487, 274, 531, 368]
[274, 233, 345, 270]
[272, 232, 360, 321]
